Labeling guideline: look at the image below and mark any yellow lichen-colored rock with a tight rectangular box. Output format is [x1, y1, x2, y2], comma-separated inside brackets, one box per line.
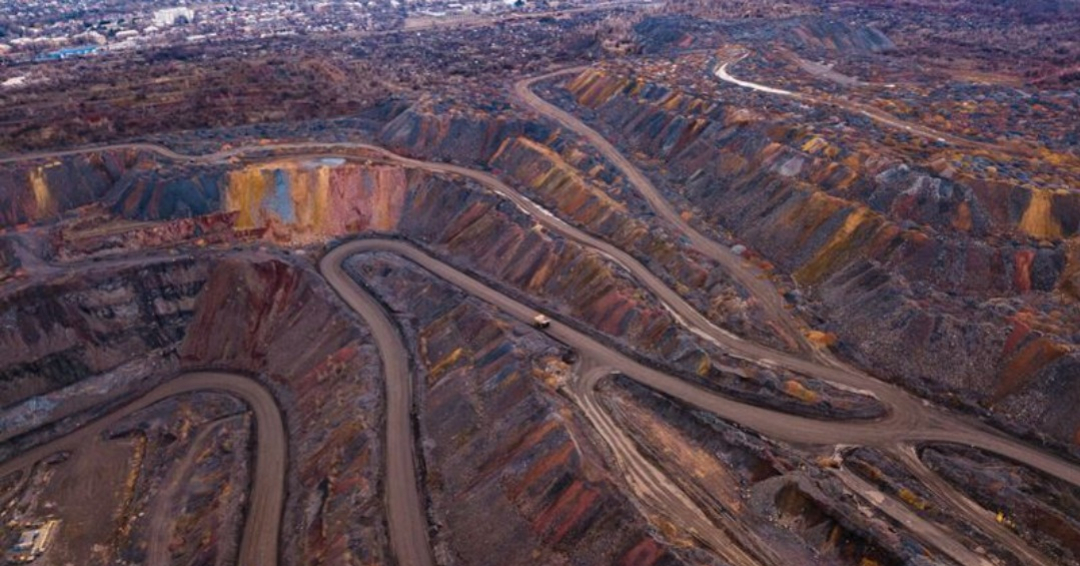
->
[801, 136, 829, 155]
[953, 200, 973, 232]
[898, 488, 929, 511]
[29, 167, 55, 217]
[427, 346, 467, 383]
[783, 379, 819, 403]
[806, 330, 837, 347]
[795, 203, 877, 286]
[224, 167, 269, 230]
[1018, 189, 1062, 240]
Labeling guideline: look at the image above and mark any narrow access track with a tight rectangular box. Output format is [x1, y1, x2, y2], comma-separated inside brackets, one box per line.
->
[885, 444, 1054, 566]
[513, 69, 818, 359]
[831, 468, 996, 566]
[715, 52, 1037, 158]
[320, 245, 435, 566]
[146, 415, 247, 566]
[333, 237, 1077, 565]
[0, 372, 286, 566]
[574, 362, 786, 566]
[0, 94, 1072, 562]
[569, 365, 777, 566]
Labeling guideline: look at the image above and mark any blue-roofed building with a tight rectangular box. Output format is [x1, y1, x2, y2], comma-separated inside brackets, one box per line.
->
[36, 45, 100, 61]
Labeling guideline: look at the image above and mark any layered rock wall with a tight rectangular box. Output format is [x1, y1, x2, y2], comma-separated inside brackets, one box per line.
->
[348, 252, 689, 565]
[559, 66, 1080, 441]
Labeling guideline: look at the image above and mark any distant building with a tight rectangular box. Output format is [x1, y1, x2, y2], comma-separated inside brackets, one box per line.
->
[153, 7, 196, 27]
[7, 519, 60, 563]
[36, 45, 99, 61]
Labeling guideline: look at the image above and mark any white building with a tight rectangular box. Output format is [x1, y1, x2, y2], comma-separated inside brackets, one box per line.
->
[153, 7, 196, 27]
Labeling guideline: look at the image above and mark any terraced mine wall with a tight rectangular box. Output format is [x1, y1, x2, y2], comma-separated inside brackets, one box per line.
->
[377, 107, 805, 353]
[348, 252, 689, 566]
[221, 159, 879, 418]
[0, 258, 207, 407]
[0, 253, 389, 565]
[2, 150, 877, 419]
[0, 153, 127, 227]
[181, 255, 388, 565]
[555, 66, 1080, 443]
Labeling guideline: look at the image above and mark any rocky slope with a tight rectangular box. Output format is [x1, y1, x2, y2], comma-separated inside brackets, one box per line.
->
[546, 59, 1080, 444]
[3, 148, 878, 417]
[0, 251, 389, 565]
[178, 255, 388, 565]
[380, 102, 798, 353]
[600, 376, 938, 566]
[0, 257, 206, 408]
[922, 443, 1080, 565]
[347, 251, 691, 565]
[0, 152, 136, 228]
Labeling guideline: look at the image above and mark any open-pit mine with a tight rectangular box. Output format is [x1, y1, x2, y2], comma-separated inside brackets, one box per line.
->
[1, 0, 1079, 565]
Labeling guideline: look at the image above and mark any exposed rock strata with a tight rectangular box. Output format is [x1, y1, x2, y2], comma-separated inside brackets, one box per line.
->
[553, 64, 1080, 443]
[347, 251, 689, 565]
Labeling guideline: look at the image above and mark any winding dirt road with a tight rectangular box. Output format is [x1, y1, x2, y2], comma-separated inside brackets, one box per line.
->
[513, 69, 817, 358]
[2, 63, 1076, 562]
[6, 134, 1077, 563]
[331, 238, 1075, 565]
[0, 372, 285, 566]
[320, 244, 435, 566]
[715, 52, 1036, 158]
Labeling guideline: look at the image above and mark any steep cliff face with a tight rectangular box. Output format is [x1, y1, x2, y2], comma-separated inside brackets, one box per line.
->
[379, 103, 533, 164]
[0, 258, 207, 408]
[557, 66, 1080, 441]
[221, 159, 410, 240]
[348, 252, 689, 566]
[0, 153, 128, 228]
[0, 252, 389, 564]
[179, 256, 388, 565]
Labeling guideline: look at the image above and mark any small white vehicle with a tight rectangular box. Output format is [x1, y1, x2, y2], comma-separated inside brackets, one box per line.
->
[533, 314, 552, 329]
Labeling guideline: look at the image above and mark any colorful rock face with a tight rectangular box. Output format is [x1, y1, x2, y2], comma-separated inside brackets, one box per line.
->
[222, 159, 408, 239]
[0, 154, 124, 228]
[346, 252, 687, 565]
[546, 62, 1080, 442]
[0, 252, 387, 565]
[179, 256, 387, 565]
